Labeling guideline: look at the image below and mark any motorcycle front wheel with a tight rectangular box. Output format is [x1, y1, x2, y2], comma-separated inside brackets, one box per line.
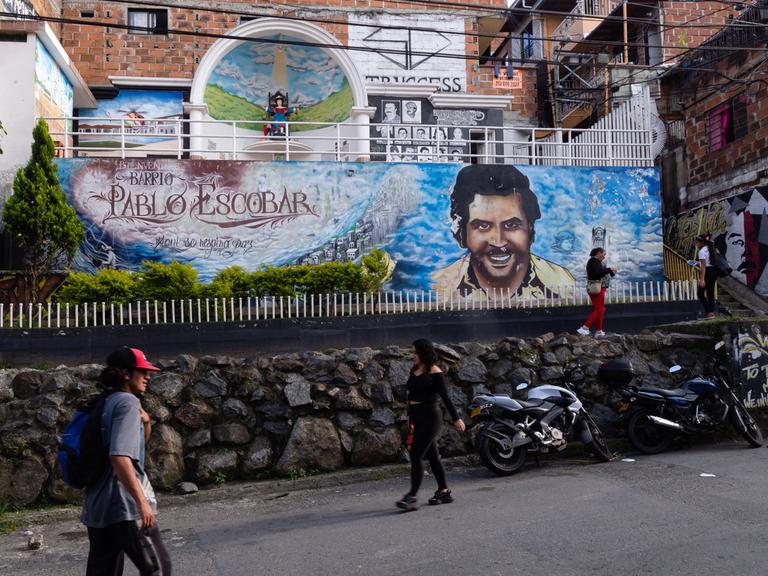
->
[583, 414, 613, 462]
[627, 409, 674, 454]
[733, 403, 764, 447]
[477, 431, 527, 476]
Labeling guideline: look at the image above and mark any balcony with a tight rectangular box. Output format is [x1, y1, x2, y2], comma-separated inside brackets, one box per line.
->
[41, 116, 654, 167]
[552, 0, 624, 49]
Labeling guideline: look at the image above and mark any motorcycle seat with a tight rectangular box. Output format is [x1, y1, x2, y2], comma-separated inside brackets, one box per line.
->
[636, 386, 687, 398]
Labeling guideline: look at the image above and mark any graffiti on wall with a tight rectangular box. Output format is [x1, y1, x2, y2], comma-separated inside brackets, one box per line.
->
[55, 159, 663, 294]
[734, 325, 768, 408]
[348, 14, 467, 92]
[665, 187, 768, 294]
[204, 35, 353, 129]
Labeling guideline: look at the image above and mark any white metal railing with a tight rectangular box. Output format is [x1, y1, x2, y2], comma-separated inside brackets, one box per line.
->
[528, 84, 654, 166]
[40, 116, 654, 167]
[0, 280, 697, 330]
[552, 0, 624, 40]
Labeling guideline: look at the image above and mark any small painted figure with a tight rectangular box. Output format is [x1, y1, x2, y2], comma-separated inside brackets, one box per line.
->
[264, 91, 297, 136]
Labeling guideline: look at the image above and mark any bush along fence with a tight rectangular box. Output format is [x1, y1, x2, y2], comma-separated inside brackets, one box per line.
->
[0, 280, 700, 330]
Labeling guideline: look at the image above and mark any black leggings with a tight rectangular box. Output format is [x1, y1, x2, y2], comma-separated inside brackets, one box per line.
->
[86, 521, 172, 576]
[697, 267, 717, 313]
[408, 404, 447, 496]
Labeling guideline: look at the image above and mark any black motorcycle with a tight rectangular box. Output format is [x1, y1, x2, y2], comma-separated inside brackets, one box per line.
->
[468, 361, 613, 476]
[602, 341, 764, 454]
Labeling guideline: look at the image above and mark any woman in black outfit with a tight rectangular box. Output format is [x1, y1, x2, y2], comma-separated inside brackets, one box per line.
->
[397, 339, 465, 511]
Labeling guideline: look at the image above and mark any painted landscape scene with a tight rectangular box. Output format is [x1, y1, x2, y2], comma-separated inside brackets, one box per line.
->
[205, 35, 353, 132]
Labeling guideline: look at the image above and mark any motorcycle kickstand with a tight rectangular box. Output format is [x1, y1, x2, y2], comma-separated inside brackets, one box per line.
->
[534, 454, 541, 468]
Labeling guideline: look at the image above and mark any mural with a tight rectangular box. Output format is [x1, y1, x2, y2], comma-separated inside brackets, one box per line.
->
[204, 35, 353, 131]
[35, 38, 73, 146]
[665, 187, 768, 295]
[734, 325, 768, 408]
[348, 13, 467, 92]
[77, 89, 184, 152]
[55, 159, 662, 294]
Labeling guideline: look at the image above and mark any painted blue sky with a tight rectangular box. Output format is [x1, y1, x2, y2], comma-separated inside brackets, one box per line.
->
[80, 89, 183, 118]
[208, 35, 348, 107]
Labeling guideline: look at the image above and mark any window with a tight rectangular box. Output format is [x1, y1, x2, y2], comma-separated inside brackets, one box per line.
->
[127, 9, 168, 35]
[708, 94, 748, 152]
[521, 23, 534, 60]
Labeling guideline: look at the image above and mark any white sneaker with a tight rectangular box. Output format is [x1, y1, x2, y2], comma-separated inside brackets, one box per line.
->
[595, 330, 606, 337]
[577, 326, 590, 336]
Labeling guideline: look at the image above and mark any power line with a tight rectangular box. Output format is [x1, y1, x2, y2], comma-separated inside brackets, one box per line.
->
[5, 10, 756, 74]
[392, 0, 767, 29]
[69, 0, 768, 56]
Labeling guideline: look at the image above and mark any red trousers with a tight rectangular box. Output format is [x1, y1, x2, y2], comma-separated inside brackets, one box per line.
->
[584, 287, 606, 331]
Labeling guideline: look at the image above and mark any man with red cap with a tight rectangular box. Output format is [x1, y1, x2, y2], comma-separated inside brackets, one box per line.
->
[81, 346, 172, 575]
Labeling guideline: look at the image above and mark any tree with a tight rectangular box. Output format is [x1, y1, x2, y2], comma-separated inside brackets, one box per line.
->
[361, 249, 394, 293]
[3, 119, 84, 302]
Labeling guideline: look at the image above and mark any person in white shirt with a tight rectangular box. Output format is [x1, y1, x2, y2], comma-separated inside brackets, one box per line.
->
[695, 233, 717, 318]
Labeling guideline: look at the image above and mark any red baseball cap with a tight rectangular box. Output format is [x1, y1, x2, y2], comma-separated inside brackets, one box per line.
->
[106, 346, 160, 371]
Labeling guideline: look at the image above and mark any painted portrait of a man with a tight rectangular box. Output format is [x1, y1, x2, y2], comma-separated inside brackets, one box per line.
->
[432, 165, 575, 299]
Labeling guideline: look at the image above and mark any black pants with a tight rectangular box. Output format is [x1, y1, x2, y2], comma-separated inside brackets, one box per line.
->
[86, 521, 172, 576]
[408, 404, 447, 496]
[697, 267, 717, 314]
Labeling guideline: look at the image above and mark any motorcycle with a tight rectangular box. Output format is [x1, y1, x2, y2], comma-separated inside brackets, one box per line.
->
[603, 341, 764, 454]
[468, 362, 614, 476]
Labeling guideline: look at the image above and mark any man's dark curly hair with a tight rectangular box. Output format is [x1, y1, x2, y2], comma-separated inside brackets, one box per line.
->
[449, 165, 541, 248]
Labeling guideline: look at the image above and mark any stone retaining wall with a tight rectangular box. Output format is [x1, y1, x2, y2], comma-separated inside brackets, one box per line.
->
[0, 331, 715, 505]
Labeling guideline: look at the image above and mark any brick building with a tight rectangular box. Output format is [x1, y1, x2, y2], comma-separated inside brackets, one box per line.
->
[660, 3, 768, 210]
[661, 2, 768, 295]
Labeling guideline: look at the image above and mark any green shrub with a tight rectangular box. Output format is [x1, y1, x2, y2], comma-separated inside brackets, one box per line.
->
[136, 261, 199, 301]
[57, 269, 137, 304]
[303, 262, 365, 293]
[201, 266, 253, 299]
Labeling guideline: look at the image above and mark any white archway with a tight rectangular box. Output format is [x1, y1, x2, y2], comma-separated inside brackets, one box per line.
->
[187, 18, 373, 160]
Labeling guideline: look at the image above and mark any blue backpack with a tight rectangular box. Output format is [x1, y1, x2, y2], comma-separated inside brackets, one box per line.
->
[58, 392, 114, 489]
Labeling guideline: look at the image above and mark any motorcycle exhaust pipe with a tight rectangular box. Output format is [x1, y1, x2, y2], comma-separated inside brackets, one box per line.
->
[647, 415, 684, 431]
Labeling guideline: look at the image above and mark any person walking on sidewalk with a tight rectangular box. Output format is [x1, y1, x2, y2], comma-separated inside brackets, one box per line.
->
[577, 248, 616, 337]
[82, 346, 172, 575]
[396, 339, 465, 511]
[695, 233, 718, 318]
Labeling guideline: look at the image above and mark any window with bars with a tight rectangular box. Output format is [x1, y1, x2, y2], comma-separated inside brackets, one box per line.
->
[708, 94, 748, 152]
[127, 9, 169, 35]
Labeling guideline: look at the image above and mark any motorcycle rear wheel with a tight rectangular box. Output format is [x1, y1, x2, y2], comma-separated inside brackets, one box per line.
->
[627, 409, 674, 454]
[583, 414, 613, 462]
[734, 403, 764, 448]
[478, 434, 527, 476]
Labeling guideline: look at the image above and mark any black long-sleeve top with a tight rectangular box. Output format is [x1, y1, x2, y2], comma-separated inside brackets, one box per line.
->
[406, 371, 460, 421]
[586, 257, 615, 281]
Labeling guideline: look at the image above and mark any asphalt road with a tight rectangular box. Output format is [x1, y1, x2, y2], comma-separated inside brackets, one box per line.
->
[1, 443, 767, 576]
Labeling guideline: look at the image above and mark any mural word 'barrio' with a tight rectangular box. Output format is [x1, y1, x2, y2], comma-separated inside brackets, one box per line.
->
[204, 34, 353, 130]
[56, 159, 663, 292]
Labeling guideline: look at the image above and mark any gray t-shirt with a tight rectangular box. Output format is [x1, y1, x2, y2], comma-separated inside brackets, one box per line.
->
[81, 391, 157, 528]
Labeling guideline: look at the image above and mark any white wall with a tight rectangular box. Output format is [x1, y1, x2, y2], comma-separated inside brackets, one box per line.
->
[0, 33, 36, 218]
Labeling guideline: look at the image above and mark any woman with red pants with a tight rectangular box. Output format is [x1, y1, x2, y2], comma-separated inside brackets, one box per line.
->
[578, 248, 615, 337]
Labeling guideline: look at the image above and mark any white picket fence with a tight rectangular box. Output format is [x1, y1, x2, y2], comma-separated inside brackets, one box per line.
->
[0, 280, 699, 330]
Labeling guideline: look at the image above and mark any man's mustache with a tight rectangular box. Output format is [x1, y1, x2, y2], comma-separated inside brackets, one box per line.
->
[480, 246, 514, 257]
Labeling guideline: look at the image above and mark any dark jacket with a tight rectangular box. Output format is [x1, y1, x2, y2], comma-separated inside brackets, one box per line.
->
[586, 257, 615, 281]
